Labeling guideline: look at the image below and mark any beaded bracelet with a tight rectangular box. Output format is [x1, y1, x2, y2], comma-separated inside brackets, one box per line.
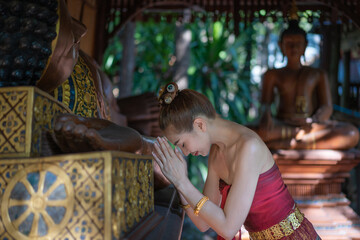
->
[194, 196, 209, 216]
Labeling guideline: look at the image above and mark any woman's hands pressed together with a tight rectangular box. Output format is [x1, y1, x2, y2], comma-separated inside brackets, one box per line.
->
[152, 137, 188, 187]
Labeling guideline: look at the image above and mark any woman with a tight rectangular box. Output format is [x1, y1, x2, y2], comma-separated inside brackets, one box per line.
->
[153, 82, 320, 240]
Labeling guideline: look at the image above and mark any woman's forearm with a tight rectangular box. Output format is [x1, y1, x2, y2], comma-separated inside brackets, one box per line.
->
[175, 179, 240, 239]
[178, 192, 210, 232]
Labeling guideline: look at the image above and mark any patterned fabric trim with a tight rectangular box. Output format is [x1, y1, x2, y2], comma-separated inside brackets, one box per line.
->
[248, 207, 304, 240]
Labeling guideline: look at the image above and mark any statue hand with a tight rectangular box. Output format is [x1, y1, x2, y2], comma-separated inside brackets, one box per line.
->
[53, 113, 143, 154]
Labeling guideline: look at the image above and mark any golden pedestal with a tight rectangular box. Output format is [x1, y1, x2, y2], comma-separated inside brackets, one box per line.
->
[0, 87, 71, 158]
[0, 151, 157, 240]
[0, 87, 160, 239]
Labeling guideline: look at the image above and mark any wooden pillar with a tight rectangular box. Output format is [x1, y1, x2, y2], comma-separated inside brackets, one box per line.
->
[119, 21, 136, 98]
[341, 50, 351, 108]
[94, 0, 108, 64]
[320, 24, 341, 105]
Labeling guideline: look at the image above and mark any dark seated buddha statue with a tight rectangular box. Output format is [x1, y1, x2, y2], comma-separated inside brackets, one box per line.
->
[0, 0, 168, 187]
[1, 0, 183, 238]
[249, 20, 359, 150]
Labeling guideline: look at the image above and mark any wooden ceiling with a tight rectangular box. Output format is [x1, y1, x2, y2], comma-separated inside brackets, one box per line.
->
[104, 0, 360, 35]
[75, 0, 360, 62]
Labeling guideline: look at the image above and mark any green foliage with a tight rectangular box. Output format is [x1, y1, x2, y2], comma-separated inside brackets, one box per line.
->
[102, 37, 123, 77]
[133, 19, 176, 95]
[188, 16, 257, 124]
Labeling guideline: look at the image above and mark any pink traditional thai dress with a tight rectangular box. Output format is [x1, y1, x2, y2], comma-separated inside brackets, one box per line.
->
[217, 163, 320, 240]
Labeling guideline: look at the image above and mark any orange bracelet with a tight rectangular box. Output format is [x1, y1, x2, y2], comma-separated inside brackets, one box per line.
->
[180, 203, 190, 210]
[194, 196, 209, 216]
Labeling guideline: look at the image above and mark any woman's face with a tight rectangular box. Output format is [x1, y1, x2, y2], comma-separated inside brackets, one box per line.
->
[164, 125, 211, 157]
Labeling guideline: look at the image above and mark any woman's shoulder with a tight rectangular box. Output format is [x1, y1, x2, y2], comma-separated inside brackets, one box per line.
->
[263, 68, 281, 80]
[231, 127, 264, 155]
[264, 67, 282, 73]
[301, 65, 325, 74]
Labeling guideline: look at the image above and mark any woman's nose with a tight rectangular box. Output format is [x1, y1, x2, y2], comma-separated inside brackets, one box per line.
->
[181, 147, 190, 156]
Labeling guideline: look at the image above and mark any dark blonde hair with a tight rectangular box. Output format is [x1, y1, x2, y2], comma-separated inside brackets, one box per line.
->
[159, 83, 216, 133]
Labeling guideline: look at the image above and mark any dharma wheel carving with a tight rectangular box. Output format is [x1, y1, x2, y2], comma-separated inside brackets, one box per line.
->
[1, 164, 74, 240]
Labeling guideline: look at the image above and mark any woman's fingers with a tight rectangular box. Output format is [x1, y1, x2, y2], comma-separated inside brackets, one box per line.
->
[175, 148, 185, 162]
[154, 141, 167, 163]
[152, 152, 163, 169]
[162, 137, 177, 157]
[175, 148, 187, 175]
[157, 137, 174, 159]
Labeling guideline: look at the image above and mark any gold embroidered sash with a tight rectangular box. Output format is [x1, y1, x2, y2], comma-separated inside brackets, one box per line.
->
[248, 207, 304, 240]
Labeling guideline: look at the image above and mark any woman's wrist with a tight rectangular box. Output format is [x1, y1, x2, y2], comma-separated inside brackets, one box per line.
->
[174, 177, 191, 193]
[179, 203, 191, 210]
[179, 192, 188, 204]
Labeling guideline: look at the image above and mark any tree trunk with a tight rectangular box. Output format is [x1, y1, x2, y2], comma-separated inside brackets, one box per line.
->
[173, 10, 192, 90]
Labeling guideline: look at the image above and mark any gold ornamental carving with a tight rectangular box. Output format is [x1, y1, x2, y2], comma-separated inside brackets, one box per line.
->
[1, 164, 74, 240]
[53, 55, 99, 118]
[112, 156, 154, 238]
[0, 87, 71, 158]
[0, 151, 154, 240]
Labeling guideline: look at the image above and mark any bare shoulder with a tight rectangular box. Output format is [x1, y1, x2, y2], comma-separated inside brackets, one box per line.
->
[303, 66, 327, 75]
[234, 128, 273, 171]
[228, 126, 263, 160]
[263, 68, 280, 79]
[226, 133, 265, 181]
[265, 68, 280, 74]
[235, 131, 263, 154]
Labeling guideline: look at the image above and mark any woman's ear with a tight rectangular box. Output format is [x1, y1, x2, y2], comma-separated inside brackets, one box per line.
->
[193, 118, 207, 132]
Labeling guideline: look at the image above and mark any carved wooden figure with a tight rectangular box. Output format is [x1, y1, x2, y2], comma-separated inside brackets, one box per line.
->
[0, 0, 182, 239]
[250, 20, 359, 150]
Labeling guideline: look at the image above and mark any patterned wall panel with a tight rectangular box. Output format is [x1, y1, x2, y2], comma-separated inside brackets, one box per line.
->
[0, 87, 71, 158]
[0, 151, 154, 240]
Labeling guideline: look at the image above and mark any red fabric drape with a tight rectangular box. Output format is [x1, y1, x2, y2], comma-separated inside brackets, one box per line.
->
[216, 164, 318, 240]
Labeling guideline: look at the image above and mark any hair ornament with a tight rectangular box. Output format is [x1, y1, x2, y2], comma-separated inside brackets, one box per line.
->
[167, 84, 176, 92]
[158, 82, 179, 106]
